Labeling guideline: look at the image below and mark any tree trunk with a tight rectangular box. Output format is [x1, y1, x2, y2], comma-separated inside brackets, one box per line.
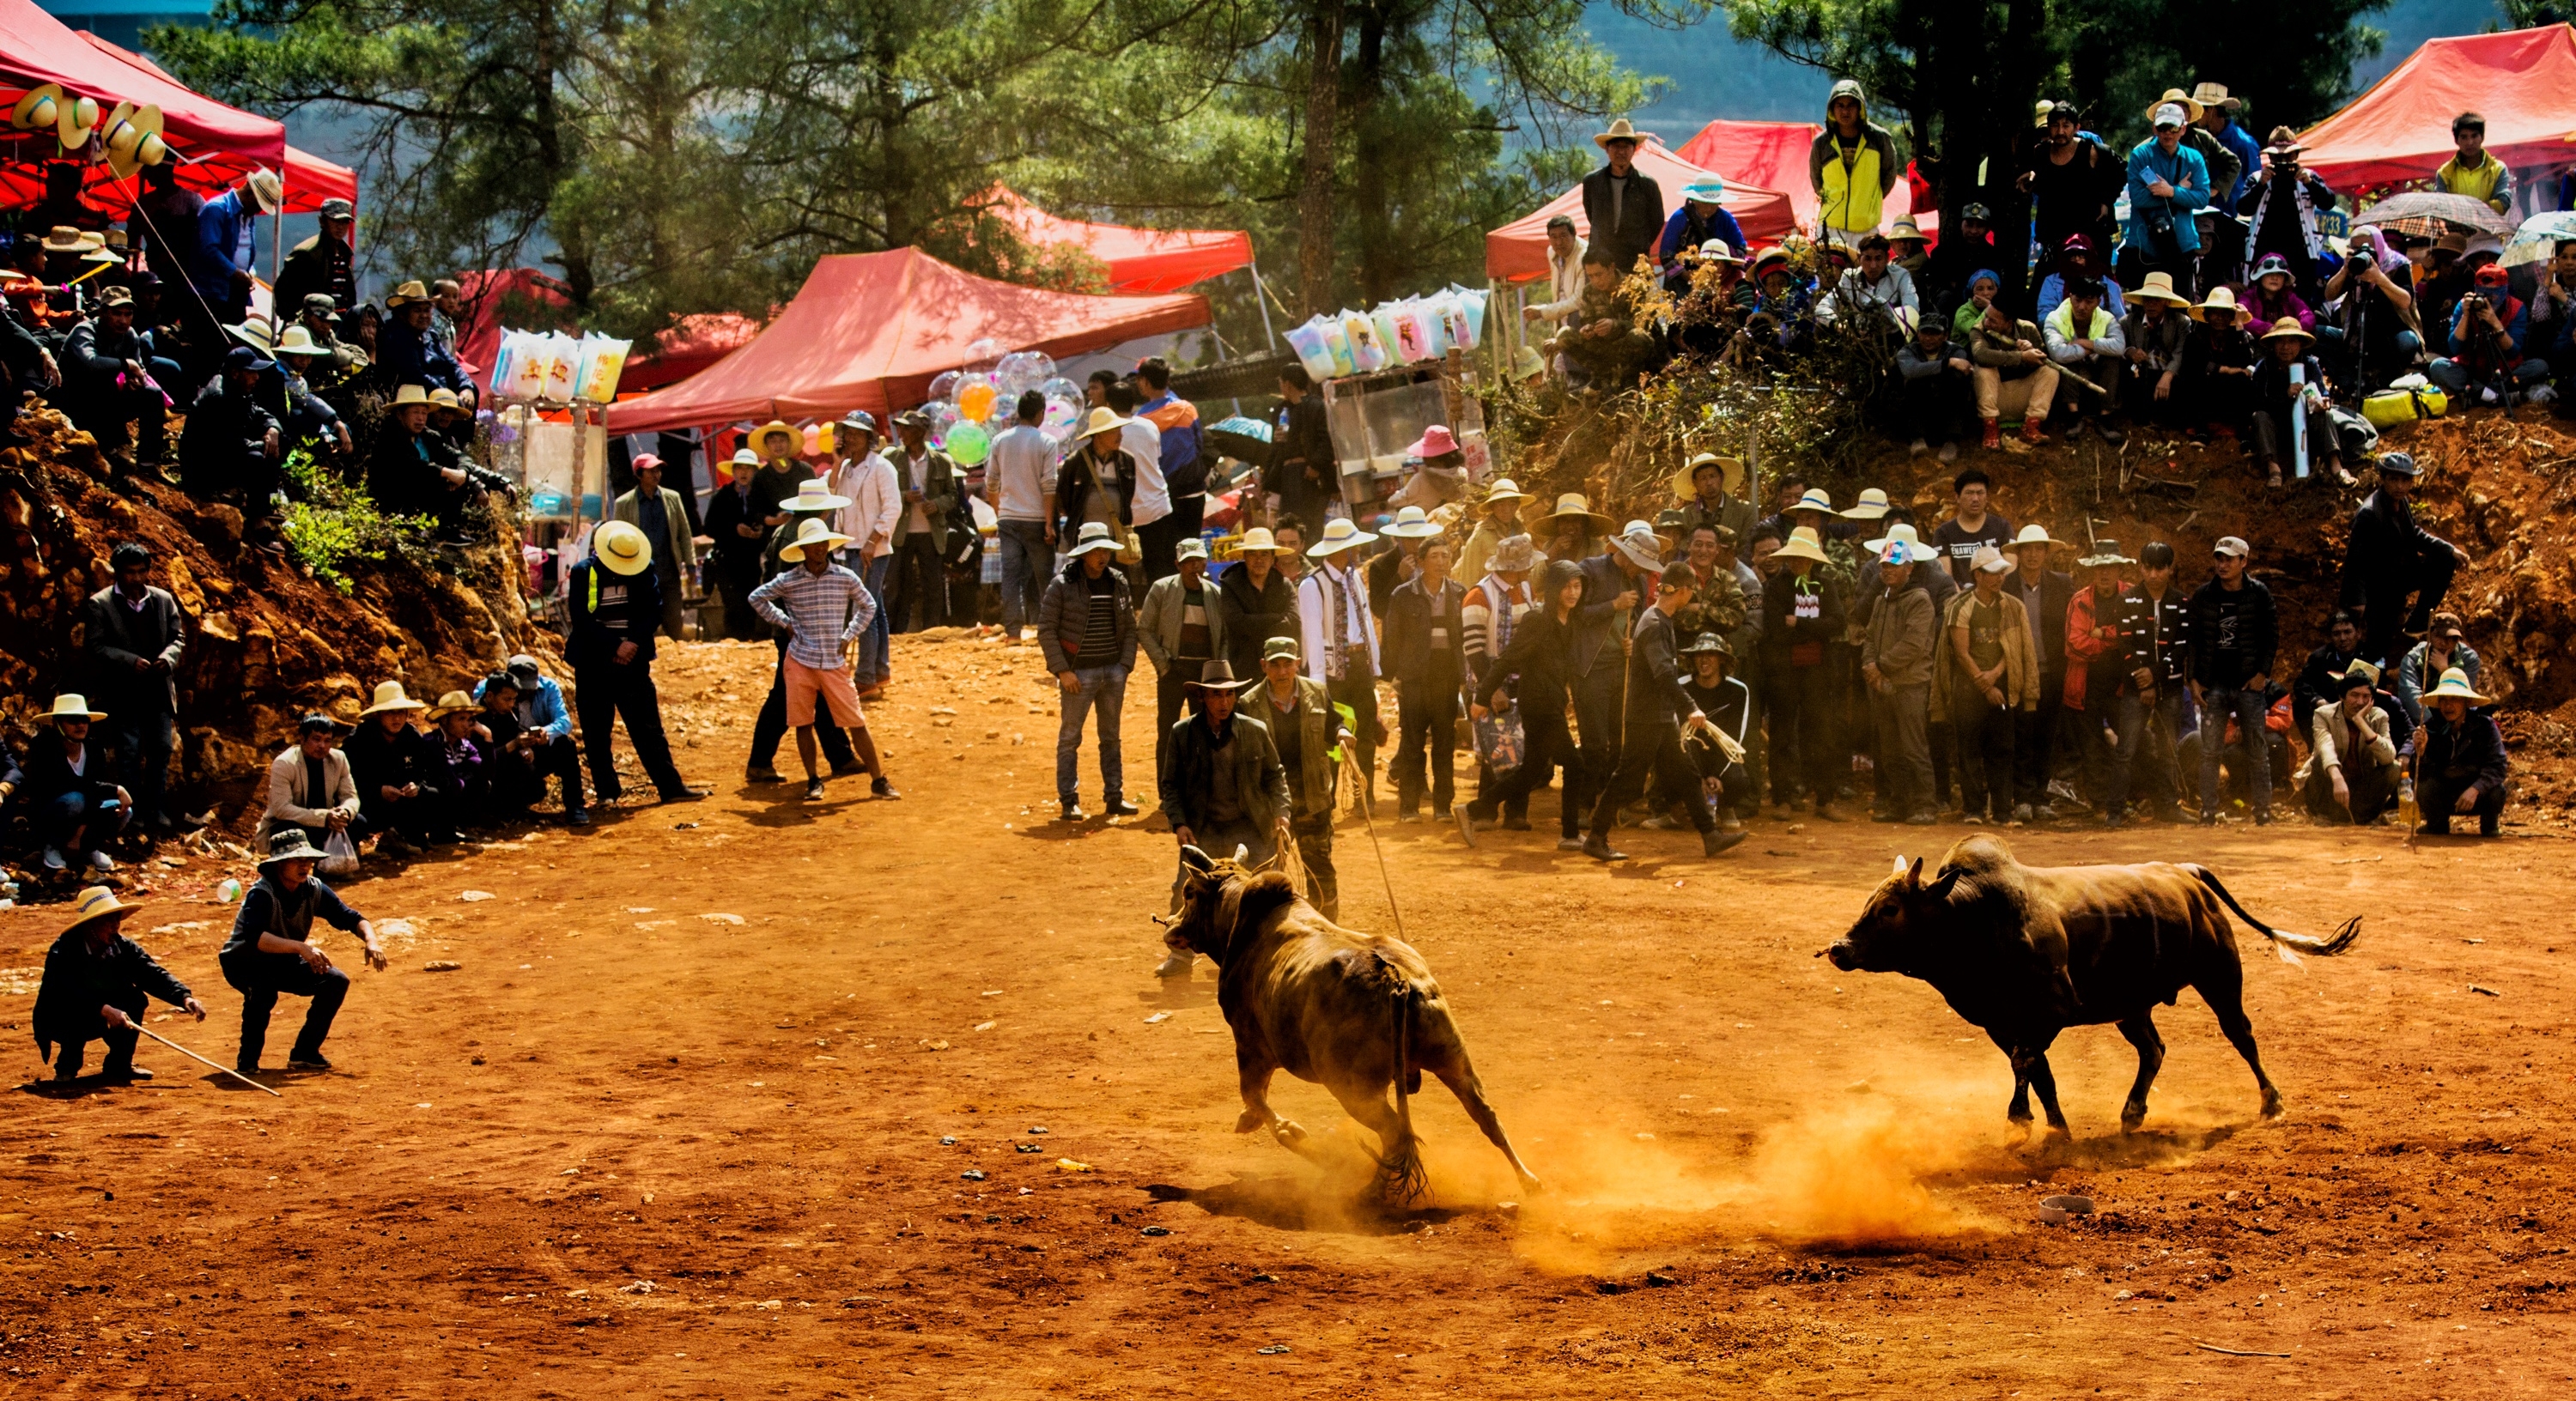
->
[1297, 2, 1346, 317]
[1350, 3, 1391, 304]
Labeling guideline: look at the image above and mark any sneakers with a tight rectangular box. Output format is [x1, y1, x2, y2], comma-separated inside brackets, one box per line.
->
[1905, 810, 1937, 825]
[872, 777, 902, 800]
[1908, 437, 1929, 457]
[1153, 950, 1194, 979]
[1556, 835, 1586, 852]
[1395, 811, 1421, 824]
[564, 807, 592, 828]
[1703, 829, 1748, 857]
[88, 849, 117, 873]
[802, 779, 826, 803]
[1454, 808, 1479, 848]
[1103, 798, 1140, 817]
[1937, 440, 1959, 464]
[43, 846, 68, 871]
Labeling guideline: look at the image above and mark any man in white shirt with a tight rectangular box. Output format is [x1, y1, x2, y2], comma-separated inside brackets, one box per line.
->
[984, 391, 1058, 642]
[829, 409, 902, 690]
[1107, 380, 1172, 575]
[1295, 518, 1385, 805]
[1817, 230, 1920, 331]
[1524, 216, 1589, 379]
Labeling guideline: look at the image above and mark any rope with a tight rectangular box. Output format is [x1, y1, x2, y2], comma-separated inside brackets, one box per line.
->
[1341, 749, 1405, 941]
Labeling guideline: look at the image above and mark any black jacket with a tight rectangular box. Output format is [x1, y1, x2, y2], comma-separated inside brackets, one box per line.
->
[1054, 446, 1138, 535]
[2408, 707, 2507, 798]
[702, 478, 781, 570]
[2114, 585, 2191, 690]
[2293, 642, 2362, 733]
[566, 557, 664, 668]
[1485, 604, 1582, 716]
[2188, 577, 2278, 689]
[32, 925, 191, 1059]
[1038, 559, 1139, 675]
[1763, 568, 1846, 666]
[18, 729, 118, 811]
[82, 584, 186, 714]
[1216, 564, 1298, 677]
[179, 380, 280, 501]
[1157, 712, 1291, 834]
[1571, 554, 1638, 677]
[2014, 569, 2075, 677]
[1581, 165, 1666, 277]
[272, 232, 355, 314]
[1382, 577, 1467, 691]
[2340, 487, 2452, 610]
[62, 317, 145, 396]
[1623, 605, 1697, 724]
[345, 720, 440, 807]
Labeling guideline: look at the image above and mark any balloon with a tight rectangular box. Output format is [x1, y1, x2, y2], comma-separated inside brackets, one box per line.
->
[955, 373, 998, 422]
[927, 401, 961, 447]
[997, 350, 1055, 396]
[1039, 376, 1081, 403]
[927, 369, 961, 403]
[1041, 394, 1082, 440]
[945, 421, 991, 467]
[963, 337, 1005, 370]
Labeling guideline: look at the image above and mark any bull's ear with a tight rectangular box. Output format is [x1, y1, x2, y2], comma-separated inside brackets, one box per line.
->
[1926, 865, 1965, 901]
[1180, 845, 1213, 872]
[1904, 856, 1925, 889]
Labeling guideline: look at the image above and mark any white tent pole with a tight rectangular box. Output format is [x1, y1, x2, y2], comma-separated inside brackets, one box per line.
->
[1249, 264, 1280, 349]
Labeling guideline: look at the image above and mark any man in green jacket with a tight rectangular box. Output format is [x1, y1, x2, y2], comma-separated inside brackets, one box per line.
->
[1138, 537, 1230, 782]
[1236, 635, 1349, 925]
[1157, 659, 1295, 977]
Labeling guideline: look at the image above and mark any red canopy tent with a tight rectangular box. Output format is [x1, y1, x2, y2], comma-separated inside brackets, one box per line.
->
[603, 247, 1210, 433]
[2297, 23, 2576, 192]
[1485, 139, 1798, 282]
[622, 312, 767, 394]
[1675, 119, 1824, 228]
[0, 1, 353, 213]
[984, 186, 1254, 294]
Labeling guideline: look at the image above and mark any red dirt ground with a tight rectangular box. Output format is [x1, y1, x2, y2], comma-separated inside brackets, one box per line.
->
[3, 633, 2571, 1399]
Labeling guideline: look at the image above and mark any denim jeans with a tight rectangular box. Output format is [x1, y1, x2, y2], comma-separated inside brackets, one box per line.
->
[850, 551, 893, 684]
[2109, 688, 2185, 820]
[995, 519, 1052, 635]
[2426, 357, 2549, 399]
[2197, 685, 2273, 818]
[1056, 664, 1128, 804]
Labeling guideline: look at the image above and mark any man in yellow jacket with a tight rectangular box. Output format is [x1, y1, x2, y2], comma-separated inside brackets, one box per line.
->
[1809, 79, 1900, 246]
[1932, 545, 2040, 824]
[2432, 112, 2514, 215]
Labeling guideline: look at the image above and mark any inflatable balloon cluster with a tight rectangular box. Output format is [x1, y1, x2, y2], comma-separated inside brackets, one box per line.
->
[917, 346, 1078, 463]
[1285, 286, 1486, 383]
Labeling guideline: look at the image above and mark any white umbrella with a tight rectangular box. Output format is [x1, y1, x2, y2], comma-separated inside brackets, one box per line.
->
[2503, 209, 2576, 267]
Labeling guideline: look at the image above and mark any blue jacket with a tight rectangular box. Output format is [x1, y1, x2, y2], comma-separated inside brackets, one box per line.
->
[2034, 272, 2126, 325]
[1657, 206, 1749, 273]
[2124, 141, 2212, 254]
[2209, 118, 2263, 207]
[191, 189, 258, 300]
[1137, 391, 1201, 493]
[473, 673, 572, 742]
[379, 321, 471, 396]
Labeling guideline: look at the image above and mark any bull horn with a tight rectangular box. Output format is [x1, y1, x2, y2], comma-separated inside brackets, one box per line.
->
[1891, 854, 1907, 876]
[1231, 843, 1249, 864]
[1179, 845, 1213, 872]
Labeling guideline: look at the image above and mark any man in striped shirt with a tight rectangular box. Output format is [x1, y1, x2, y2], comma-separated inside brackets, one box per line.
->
[750, 518, 899, 804]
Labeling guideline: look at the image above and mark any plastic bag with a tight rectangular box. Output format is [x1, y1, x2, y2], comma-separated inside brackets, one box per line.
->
[1341, 312, 1388, 373]
[1285, 318, 1339, 380]
[1475, 703, 1526, 774]
[572, 332, 633, 403]
[320, 828, 360, 877]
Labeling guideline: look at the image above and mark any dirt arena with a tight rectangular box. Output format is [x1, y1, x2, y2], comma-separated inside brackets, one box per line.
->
[3, 633, 2571, 1398]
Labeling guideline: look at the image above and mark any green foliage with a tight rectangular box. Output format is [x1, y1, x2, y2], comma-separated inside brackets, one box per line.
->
[277, 450, 434, 592]
[2498, 2, 2570, 27]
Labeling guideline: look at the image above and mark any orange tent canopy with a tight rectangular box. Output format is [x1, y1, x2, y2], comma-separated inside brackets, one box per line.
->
[985, 186, 1254, 294]
[2298, 23, 2576, 191]
[1484, 138, 1798, 282]
[602, 247, 1210, 433]
[1675, 119, 1826, 229]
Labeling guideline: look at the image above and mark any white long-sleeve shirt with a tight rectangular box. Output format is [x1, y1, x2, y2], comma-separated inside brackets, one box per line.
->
[1296, 561, 1379, 682]
[1532, 234, 1589, 322]
[834, 452, 900, 559]
[1121, 418, 1171, 527]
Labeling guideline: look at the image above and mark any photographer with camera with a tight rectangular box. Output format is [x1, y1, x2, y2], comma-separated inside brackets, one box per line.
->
[2430, 264, 2555, 408]
[2123, 103, 2211, 300]
[2238, 129, 2339, 300]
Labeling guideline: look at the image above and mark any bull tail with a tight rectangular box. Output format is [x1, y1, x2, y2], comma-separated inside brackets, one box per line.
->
[2190, 865, 2362, 967]
[1373, 970, 1429, 1207]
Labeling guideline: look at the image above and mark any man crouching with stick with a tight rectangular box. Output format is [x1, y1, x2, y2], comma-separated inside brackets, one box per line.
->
[32, 887, 207, 1083]
[222, 828, 386, 1077]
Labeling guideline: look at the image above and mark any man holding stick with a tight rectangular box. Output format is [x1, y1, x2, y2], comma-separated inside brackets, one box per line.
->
[222, 828, 386, 1076]
[33, 887, 207, 1083]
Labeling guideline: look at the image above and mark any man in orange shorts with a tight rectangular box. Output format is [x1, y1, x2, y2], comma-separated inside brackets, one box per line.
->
[750, 517, 900, 803]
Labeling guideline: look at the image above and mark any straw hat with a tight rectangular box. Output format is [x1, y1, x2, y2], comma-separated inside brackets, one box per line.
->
[1482, 476, 1531, 505]
[2129, 270, 2191, 306]
[726, 447, 761, 471]
[781, 478, 852, 512]
[359, 680, 428, 716]
[1969, 544, 2014, 575]
[245, 168, 283, 215]
[2425, 667, 2492, 706]
[1696, 239, 1742, 264]
[9, 85, 64, 134]
[1862, 520, 1923, 555]
[1230, 526, 1289, 556]
[2190, 82, 2242, 112]
[2008, 523, 2060, 549]
[1543, 493, 1613, 531]
[1788, 487, 1834, 516]
[1308, 517, 1378, 558]
[752, 419, 800, 454]
[1840, 487, 1893, 520]
[228, 318, 276, 355]
[2077, 539, 2135, 568]
[591, 519, 653, 576]
[1382, 505, 1443, 539]
[1594, 118, 1656, 149]
[2190, 285, 2242, 321]
[103, 101, 167, 179]
[391, 384, 433, 407]
[1672, 452, 1746, 501]
[56, 90, 101, 150]
[2261, 316, 2314, 343]
[1886, 216, 1929, 246]
[385, 279, 431, 307]
[1608, 520, 1667, 572]
[1771, 525, 1832, 565]
[2143, 88, 2205, 124]
[274, 324, 327, 356]
[1078, 406, 1134, 438]
[428, 386, 461, 409]
[58, 885, 144, 939]
[428, 690, 479, 720]
[44, 693, 109, 722]
[777, 516, 854, 562]
[39, 225, 88, 254]
[1065, 521, 1122, 557]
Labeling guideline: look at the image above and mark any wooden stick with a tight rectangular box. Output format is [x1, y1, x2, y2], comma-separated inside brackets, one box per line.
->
[130, 1023, 280, 1097]
[2191, 1341, 2291, 1358]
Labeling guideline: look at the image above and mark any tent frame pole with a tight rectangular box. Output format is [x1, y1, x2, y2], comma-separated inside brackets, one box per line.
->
[1249, 264, 1280, 349]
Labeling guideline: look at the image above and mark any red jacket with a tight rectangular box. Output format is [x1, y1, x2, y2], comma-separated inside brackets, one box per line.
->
[2063, 583, 2123, 708]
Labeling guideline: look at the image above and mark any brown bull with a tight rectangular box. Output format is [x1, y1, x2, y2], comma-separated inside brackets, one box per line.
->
[1164, 845, 1541, 1201]
[1825, 836, 2360, 1136]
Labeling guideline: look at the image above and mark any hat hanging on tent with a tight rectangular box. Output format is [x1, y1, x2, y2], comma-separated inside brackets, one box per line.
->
[102, 102, 167, 179]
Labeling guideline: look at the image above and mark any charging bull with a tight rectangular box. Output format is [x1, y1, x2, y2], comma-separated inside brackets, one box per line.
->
[1163, 844, 1541, 1202]
[1824, 836, 2360, 1137]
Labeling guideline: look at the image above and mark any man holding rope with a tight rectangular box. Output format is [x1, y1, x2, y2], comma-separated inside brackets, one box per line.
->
[222, 828, 386, 1077]
[1157, 659, 1294, 975]
[33, 887, 207, 1084]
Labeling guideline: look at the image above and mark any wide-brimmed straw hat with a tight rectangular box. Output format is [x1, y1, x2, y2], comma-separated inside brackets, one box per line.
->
[782, 478, 851, 512]
[1841, 487, 1893, 520]
[1609, 520, 1667, 572]
[778, 516, 854, 562]
[1382, 505, 1443, 540]
[1482, 476, 1530, 506]
[44, 692, 109, 722]
[591, 519, 653, 576]
[227, 318, 275, 354]
[384, 279, 431, 307]
[1066, 521, 1122, 557]
[2425, 667, 2492, 705]
[1673, 452, 1746, 500]
[1307, 517, 1378, 558]
[428, 690, 479, 719]
[359, 680, 428, 716]
[1886, 216, 1929, 246]
[258, 828, 326, 870]
[2261, 316, 2314, 343]
[2129, 271, 2191, 306]
[1772, 525, 1832, 565]
[1862, 521, 1923, 554]
[2190, 285, 2242, 321]
[2190, 82, 2241, 112]
[1594, 118, 1656, 149]
[1078, 406, 1134, 438]
[9, 85, 65, 134]
[752, 419, 800, 452]
[1542, 493, 1613, 531]
[1788, 487, 1834, 516]
[38, 225, 90, 254]
[59, 885, 144, 938]
[274, 324, 326, 355]
[2009, 524, 2060, 549]
[245, 168, 283, 215]
[2144, 88, 2205, 124]
[1230, 526, 1290, 556]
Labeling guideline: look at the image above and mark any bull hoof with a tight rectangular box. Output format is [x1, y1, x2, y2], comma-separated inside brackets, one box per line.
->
[1272, 1119, 1309, 1147]
[2260, 1092, 2285, 1119]
[1516, 1172, 1546, 1197]
[1235, 1109, 1271, 1134]
[2120, 1103, 2148, 1135]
